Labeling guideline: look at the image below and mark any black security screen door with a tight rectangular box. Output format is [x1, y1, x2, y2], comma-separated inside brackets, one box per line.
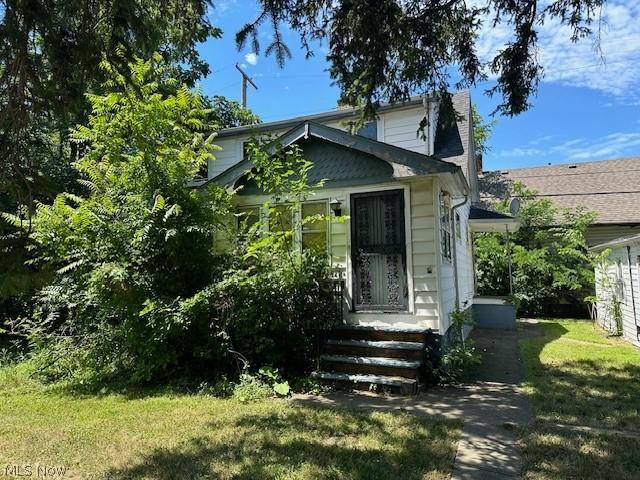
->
[351, 190, 408, 311]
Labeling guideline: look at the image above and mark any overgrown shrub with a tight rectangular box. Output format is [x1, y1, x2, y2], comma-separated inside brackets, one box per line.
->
[475, 182, 596, 317]
[3, 56, 337, 387]
[4, 57, 235, 386]
[215, 137, 338, 377]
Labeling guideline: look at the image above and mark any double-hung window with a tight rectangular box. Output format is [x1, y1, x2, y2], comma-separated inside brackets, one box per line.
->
[237, 201, 329, 253]
[301, 202, 328, 252]
[440, 192, 452, 261]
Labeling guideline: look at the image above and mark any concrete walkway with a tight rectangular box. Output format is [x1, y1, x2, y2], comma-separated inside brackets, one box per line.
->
[293, 325, 537, 479]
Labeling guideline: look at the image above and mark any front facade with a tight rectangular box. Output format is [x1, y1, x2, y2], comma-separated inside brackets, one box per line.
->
[203, 92, 513, 342]
[592, 235, 640, 348]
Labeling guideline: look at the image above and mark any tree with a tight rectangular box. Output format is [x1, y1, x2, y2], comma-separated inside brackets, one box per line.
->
[4, 56, 234, 383]
[238, 0, 605, 122]
[475, 182, 596, 316]
[207, 96, 261, 129]
[472, 104, 497, 158]
[0, 0, 218, 208]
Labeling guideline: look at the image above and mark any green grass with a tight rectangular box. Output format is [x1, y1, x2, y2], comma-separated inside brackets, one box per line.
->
[519, 319, 640, 480]
[0, 367, 459, 480]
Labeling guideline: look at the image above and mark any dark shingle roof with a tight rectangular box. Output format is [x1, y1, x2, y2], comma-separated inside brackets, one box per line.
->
[434, 91, 470, 173]
[479, 157, 640, 225]
[469, 206, 514, 220]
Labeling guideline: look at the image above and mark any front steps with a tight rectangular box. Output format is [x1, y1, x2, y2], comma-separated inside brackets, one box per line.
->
[313, 325, 436, 394]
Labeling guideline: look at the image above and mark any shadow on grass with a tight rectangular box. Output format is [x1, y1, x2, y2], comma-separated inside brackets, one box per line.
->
[102, 408, 458, 480]
[521, 321, 640, 430]
[520, 425, 640, 480]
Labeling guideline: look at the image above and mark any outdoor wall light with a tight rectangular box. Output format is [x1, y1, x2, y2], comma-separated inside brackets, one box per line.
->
[329, 198, 343, 217]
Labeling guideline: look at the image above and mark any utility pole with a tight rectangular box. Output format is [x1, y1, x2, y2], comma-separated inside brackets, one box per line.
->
[235, 63, 258, 107]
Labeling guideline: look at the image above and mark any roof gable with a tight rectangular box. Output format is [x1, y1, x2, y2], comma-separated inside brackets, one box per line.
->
[210, 121, 466, 191]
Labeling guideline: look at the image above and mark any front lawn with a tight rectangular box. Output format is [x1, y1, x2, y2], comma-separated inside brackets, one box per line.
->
[519, 319, 640, 480]
[0, 368, 459, 480]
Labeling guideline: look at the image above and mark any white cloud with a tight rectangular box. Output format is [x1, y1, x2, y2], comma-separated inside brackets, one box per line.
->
[476, 1, 640, 101]
[496, 131, 640, 162]
[244, 52, 258, 66]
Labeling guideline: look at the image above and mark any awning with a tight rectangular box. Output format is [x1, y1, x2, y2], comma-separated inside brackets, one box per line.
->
[468, 206, 519, 233]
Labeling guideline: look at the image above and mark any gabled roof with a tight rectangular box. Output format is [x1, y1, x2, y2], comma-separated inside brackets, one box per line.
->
[479, 157, 640, 225]
[434, 91, 471, 174]
[210, 121, 468, 192]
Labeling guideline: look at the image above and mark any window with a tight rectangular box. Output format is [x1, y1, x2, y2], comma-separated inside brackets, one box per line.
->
[237, 206, 260, 232]
[356, 121, 377, 140]
[268, 204, 292, 232]
[455, 212, 461, 240]
[302, 202, 328, 252]
[440, 193, 452, 261]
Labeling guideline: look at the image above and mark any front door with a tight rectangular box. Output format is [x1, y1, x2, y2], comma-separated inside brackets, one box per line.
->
[351, 190, 408, 311]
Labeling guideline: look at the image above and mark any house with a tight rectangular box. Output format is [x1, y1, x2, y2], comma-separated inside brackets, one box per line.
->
[479, 157, 640, 245]
[202, 92, 517, 392]
[591, 235, 640, 348]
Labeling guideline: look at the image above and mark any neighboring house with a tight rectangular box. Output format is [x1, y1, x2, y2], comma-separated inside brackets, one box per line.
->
[479, 158, 640, 245]
[591, 235, 640, 348]
[201, 92, 517, 392]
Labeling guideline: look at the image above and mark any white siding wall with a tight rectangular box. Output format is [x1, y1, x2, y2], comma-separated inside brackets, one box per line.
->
[229, 180, 441, 330]
[410, 179, 439, 324]
[209, 137, 246, 179]
[595, 242, 640, 348]
[435, 187, 474, 335]
[456, 201, 475, 310]
[380, 106, 429, 154]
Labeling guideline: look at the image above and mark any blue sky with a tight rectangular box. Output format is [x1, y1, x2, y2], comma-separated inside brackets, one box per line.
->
[198, 1, 640, 172]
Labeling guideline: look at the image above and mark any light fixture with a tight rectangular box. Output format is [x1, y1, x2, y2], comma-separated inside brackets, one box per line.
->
[329, 198, 342, 217]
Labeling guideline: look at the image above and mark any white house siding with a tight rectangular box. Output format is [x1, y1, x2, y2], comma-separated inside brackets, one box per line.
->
[409, 179, 440, 327]
[456, 201, 475, 310]
[595, 241, 640, 348]
[380, 106, 429, 154]
[226, 180, 441, 331]
[435, 189, 474, 336]
[209, 136, 246, 179]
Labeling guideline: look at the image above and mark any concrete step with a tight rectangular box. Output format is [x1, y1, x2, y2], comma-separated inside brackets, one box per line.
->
[320, 354, 422, 379]
[312, 371, 418, 395]
[324, 339, 425, 360]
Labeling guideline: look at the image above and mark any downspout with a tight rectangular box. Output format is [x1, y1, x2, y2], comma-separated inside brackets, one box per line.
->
[423, 96, 432, 155]
[451, 194, 469, 310]
[626, 246, 639, 340]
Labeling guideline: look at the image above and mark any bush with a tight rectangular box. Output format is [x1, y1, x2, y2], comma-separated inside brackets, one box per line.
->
[4, 56, 338, 389]
[434, 308, 481, 384]
[475, 182, 595, 317]
[435, 343, 482, 383]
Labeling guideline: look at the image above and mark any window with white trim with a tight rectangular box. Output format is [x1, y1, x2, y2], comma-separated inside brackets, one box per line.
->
[440, 192, 452, 261]
[238, 201, 329, 252]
